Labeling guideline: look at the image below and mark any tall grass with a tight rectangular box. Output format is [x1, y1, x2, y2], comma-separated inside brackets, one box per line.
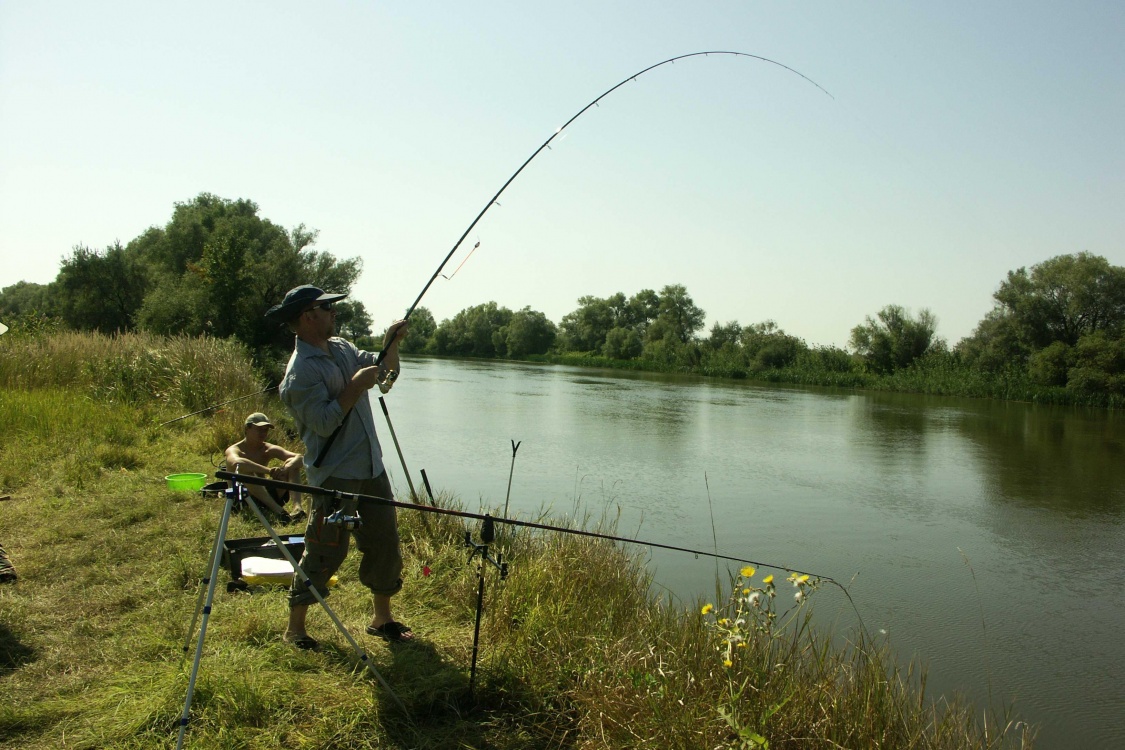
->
[0, 329, 263, 413]
[0, 332, 1035, 749]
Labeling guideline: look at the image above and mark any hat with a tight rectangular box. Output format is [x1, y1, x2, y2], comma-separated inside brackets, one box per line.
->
[245, 412, 273, 428]
[265, 285, 347, 322]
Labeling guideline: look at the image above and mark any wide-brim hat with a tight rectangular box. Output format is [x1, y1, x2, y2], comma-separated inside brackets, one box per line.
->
[265, 285, 347, 322]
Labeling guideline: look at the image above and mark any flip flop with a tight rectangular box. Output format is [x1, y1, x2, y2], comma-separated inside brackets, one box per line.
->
[365, 621, 413, 642]
[285, 634, 319, 651]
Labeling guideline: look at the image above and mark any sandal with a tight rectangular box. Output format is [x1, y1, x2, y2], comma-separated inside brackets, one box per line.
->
[365, 621, 414, 642]
[285, 634, 319, 651]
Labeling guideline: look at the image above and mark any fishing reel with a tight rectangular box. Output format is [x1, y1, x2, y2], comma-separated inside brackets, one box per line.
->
[323, 509, 362, 530]
[377, 368, 399, 394]
[465, 514, 508, 578]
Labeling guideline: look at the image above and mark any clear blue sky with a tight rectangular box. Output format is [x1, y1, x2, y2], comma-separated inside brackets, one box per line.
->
[2, 1, 1122, 347]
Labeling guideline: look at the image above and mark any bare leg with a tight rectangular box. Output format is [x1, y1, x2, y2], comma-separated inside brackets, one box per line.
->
[369, 594, 413, 638]
[286, 604, 309, 640]
[248, 484, 287, 515]
[285, 464, 304, 515]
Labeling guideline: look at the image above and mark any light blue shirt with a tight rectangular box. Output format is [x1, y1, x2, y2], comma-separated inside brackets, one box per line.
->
[279, 336, 384, 486]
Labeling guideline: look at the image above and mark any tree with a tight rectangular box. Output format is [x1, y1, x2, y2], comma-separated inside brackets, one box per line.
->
[994, 252, 1125, 350]
[130, 193, 361, 360]
[649, 284, 705, 345]
[1028, 341, 1073, 387]
[705, 321, 743, 351]
[1066, 331, 1125, 396]
[850, 305, 939, 374]
[603, 326, 643, 359]
[55, 242, 149, 332]
[558, 295, 616, 352]
[557, 288, 664, 354]
[741, 321, 805, 370]
[504, 307, 557, 357]
[432, 302, 513, 357]
[334, 300, 373, 341]
[955, 309, 1024, 372]
[398, 307, 436, 354]
[0, 281, 55, 319]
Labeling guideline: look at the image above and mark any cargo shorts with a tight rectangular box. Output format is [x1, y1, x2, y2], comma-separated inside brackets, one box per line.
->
[288, 472, 403, 608]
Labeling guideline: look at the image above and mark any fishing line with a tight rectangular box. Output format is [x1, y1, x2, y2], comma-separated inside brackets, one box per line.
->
[440, 240, 480, 281]
[398, 50, 833, 328]
[167, 51, 831, 428]
[312, 50, 832, 466]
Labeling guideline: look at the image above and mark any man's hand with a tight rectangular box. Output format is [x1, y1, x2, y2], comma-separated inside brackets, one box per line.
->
[382, 319, 410, 350]
[352, 365, 382, 391]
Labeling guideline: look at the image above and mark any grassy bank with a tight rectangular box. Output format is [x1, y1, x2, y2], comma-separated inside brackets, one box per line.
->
[0, 332, 1035, 748]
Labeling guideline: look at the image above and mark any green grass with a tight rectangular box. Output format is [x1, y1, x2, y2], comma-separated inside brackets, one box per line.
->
[0, 332, 1036, 749]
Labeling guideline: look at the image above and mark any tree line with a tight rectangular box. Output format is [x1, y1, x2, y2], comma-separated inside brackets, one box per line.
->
[3, 194, 1123, 404]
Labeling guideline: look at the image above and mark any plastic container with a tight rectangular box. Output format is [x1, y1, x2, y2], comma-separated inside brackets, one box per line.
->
[165, 473, 208, 491]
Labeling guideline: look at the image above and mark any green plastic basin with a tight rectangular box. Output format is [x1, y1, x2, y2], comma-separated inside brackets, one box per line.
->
[166, 473, 208, 491]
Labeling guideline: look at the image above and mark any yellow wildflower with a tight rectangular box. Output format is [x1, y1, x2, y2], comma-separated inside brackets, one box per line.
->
[740, 565, 755, 578]
[763, 574, 773, 584]
[723, 659, 733, 668]
[742, 588, 751, 595]
[701, 603, 714, 615]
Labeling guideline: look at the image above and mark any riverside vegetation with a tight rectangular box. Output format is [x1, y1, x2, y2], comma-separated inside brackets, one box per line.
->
[0, 330, 1035, 748]
[3, 193, 1124, 409]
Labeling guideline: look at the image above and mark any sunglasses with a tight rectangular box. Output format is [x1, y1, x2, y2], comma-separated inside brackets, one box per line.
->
[305, 301, 336, 313]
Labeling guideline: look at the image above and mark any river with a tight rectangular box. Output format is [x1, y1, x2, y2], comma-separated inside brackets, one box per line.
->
[377, 356, 1124, 749]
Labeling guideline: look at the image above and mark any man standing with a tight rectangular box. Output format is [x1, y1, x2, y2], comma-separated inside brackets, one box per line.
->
[224, 412, 304, 522]
[267, 285, 412, 649]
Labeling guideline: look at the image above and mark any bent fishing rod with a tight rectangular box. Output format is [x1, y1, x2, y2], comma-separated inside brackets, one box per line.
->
[305, 51, 832, 465]
[215, 469, 868, 636]
[171, 52, 833, 463]
[401, 50, 831, 325]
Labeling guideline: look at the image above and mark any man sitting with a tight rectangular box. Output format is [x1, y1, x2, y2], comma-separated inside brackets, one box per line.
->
[225, 412, 305, 523]
[0, 541, 16, 583]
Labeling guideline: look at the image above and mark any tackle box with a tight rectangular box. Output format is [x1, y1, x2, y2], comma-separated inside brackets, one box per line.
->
[221, 535, 305, 582]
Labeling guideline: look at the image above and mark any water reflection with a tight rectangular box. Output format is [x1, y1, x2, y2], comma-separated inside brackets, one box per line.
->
[388, 357, 1125, 749]
[955, 402, 1125, 516]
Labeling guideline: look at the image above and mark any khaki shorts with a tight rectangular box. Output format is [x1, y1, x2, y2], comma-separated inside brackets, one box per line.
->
[288, 472, 402, 607]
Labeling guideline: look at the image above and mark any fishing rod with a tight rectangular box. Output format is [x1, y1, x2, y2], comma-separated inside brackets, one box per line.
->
[160, 386, 276, 427]
[307, 50, 832, 465]
[214, 469, 868, 637]
[399, 50, 832, 326]
[167, 52, 830, 430]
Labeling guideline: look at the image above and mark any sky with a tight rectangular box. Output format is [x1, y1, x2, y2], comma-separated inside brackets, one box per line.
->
[1, 1, 1122, 348]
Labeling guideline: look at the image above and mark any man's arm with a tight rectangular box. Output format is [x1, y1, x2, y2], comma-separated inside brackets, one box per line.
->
[224, 445, 270, 476]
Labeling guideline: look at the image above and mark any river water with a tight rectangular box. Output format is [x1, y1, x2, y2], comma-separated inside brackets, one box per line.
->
[378, 356, 1124, 749]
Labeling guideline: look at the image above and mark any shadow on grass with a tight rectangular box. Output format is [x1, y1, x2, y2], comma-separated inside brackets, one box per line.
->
[347, 635, 580, 750]
[0, 619, 36, 672]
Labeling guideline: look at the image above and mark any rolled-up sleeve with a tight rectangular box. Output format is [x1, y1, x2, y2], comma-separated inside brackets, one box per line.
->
[279, 337, 384, 486]
[281, 366, 344, 437]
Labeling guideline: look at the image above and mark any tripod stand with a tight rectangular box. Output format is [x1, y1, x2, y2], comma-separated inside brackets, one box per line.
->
[464, 514, 508, 698]
[176, 479, 403, 750]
